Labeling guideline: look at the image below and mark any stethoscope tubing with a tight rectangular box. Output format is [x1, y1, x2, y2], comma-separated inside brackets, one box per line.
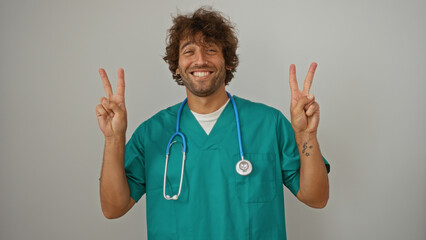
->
[163, 98, 187, 200]
[226, 92, 245, 160]
[163, 92, 246, 200]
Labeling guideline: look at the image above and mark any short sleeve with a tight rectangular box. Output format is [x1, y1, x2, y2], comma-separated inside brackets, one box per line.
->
[277, 112, 330, 196]
[124, 123, 147, 202]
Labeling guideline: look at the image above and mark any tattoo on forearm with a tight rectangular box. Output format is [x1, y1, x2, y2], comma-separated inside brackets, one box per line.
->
[298, 142, 313, 157]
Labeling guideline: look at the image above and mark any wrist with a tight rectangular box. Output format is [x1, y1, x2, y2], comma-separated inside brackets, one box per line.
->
[294, 131, 318, 143]
[105, 134, 126, 144]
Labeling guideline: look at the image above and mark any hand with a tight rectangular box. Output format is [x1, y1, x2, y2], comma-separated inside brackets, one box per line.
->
[96, 68, 127, 139]
[289, 63, 320, 135]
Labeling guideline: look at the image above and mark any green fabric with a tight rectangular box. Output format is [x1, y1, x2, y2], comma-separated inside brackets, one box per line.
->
[124, 96, 330, 240]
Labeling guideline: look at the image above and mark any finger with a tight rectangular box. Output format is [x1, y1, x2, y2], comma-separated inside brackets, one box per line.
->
[302, 62, 317, 95]
[305, 102, 319, 117]
[117, 68, 125, 97]
[289, 64, 299, 97]
[101, 96, 124, 114]
[310, 108, 320, 127]
[304, 100, 315, 111]
[96, 104, 109, 128]
[293, 94, 315, 115]
[303, 94, 317, 111]
[96, 104, 108, 118]
[107, 100, 125, 116]
[100, 97, 114, 118]
[99, 68, 113, 97]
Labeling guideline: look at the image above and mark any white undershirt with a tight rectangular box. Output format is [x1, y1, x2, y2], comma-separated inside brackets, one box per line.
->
[191, 99, 230, 135]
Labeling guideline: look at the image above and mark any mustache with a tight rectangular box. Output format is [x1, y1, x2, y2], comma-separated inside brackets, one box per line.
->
[188, 65, 215, 72]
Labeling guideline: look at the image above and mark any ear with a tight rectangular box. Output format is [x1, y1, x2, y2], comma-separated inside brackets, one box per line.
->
[176, 68, 180, 74]
[226, 66, 232, 71]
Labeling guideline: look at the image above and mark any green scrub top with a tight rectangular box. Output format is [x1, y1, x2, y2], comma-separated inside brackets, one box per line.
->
[125, 96, 330, 240]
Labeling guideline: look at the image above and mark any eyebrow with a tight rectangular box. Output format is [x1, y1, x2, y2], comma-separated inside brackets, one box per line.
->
[180, 41, 194, 51]
[180, 40, 219, 52]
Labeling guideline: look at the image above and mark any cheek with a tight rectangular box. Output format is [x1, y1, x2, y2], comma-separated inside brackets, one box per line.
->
[209, 57, 225, 68]
[178, 59, 190, 70]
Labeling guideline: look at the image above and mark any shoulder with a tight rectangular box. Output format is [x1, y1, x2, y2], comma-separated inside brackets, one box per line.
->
[146, 102, 180, 124]
[132, 102, 182, 136]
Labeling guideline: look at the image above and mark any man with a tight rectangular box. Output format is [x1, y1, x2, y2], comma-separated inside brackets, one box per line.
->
[96, 7, 329, 240]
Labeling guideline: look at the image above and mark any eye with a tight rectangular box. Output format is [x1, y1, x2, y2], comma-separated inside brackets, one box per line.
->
[207, 49, 218, 54]
[183, 50, 193, 54]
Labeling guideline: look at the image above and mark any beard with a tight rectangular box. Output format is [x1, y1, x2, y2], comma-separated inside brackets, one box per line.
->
[178, 63, 227, 97]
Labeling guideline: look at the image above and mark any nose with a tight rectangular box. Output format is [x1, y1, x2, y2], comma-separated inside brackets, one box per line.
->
[194, 50, 208, 66]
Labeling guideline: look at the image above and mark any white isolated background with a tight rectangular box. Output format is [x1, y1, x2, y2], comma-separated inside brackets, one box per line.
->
[1, 0, 425, 239]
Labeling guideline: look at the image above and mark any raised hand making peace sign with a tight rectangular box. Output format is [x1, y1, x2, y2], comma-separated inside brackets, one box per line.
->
[96, 68, 127, 139]
[289, 63, 320, 135]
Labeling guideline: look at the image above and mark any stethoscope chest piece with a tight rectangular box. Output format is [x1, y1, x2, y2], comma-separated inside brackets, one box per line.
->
[236, 159, 252, 176]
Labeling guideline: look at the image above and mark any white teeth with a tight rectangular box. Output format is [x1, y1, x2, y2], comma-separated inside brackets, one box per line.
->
[193, 72, 210, 77]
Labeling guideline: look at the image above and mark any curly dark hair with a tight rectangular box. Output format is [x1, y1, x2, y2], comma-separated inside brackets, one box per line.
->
[163, 7, 239, 85]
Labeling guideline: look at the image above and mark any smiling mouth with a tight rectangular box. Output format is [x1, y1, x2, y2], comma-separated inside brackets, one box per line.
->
[191, 71, 212, 77]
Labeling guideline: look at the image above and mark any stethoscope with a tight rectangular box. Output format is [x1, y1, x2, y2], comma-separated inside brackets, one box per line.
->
[163, 92, 253, 200]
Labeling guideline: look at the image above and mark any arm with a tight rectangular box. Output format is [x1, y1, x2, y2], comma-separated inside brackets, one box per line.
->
[288, 63, 329, 208]
[295, 132, 329, 208]
[96, 68, 135, 218]
[99, 136, 136, 219]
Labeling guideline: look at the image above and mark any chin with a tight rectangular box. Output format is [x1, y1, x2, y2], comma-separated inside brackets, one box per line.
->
[189, 90, 212, 97]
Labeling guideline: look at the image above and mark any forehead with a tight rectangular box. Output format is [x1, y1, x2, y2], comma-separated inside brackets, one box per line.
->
[179, 33, 221, 50]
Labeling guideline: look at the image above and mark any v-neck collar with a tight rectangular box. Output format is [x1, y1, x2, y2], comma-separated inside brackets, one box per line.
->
[180, 99, 236, 151]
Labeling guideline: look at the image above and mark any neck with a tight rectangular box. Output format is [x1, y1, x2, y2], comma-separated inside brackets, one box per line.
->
[186, 85, 229, 114]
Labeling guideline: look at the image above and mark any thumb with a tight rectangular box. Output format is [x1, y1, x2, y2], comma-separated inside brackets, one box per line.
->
[104, 99, 124, 115]
[293, 94, 315, 115]
[109, 101, 123, 114]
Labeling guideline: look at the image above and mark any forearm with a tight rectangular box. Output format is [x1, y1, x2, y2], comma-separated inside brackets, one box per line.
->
[295, 132, 329, 208]
[100, 135, 132, 218]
